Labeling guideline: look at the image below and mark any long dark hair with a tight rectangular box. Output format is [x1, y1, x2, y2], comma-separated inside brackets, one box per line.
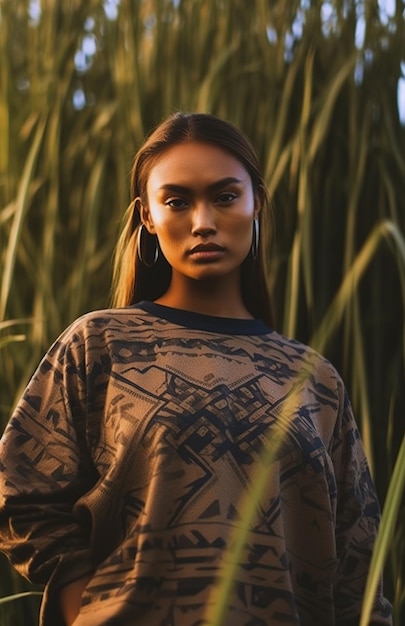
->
[111, 112, 273, 326]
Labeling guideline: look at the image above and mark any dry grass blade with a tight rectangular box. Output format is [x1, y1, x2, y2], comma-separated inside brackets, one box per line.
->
[308, 53, 358, 163]
[360, 434, 405, 626]
[310, 221, 403, 354]
[204, 367, 318, 625]
[0, 592, 42, 606]
[0, 115, 47, 321]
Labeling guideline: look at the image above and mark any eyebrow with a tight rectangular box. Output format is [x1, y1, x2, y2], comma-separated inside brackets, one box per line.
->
[157, 177, 245, 194]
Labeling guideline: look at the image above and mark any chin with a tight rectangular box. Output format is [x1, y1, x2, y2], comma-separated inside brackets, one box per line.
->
[191, 267, 238, 282]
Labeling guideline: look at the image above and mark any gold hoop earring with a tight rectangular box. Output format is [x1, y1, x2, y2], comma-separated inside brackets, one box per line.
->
[137, 224, 159, 267]
[251, 218, 259, 260]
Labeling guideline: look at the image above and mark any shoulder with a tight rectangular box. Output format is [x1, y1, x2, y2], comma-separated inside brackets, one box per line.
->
[57, 305, 151, 340]
[262, 331, 349, 449]
[40, 306, 153, 366]
[267, 329, 342, 384]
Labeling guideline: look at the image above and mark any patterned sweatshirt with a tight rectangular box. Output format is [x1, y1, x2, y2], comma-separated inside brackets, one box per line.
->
[0, 302, 392, 626]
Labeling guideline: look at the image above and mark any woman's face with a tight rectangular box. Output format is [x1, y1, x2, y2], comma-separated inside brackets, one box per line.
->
[142, 141, 259, 287]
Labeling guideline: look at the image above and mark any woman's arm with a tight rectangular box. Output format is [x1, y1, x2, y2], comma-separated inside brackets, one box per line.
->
[332, 384, 392, 625]
[0, 324, 98, 587]
[59, 574, 93, 625]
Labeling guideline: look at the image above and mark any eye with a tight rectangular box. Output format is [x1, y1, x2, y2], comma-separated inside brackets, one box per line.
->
[165, 197, 189, 209]
[215, 191, 238, 205]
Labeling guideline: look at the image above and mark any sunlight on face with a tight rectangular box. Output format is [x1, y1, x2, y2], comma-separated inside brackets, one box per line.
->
[143, 142, 258, 288]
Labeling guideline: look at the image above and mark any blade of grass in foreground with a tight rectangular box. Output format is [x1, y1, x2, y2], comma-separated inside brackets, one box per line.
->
[203, 364, 319, 626]
[360, 434, 405, 626]
[0, 592, 43, 606]
[203, 432, 284, 625]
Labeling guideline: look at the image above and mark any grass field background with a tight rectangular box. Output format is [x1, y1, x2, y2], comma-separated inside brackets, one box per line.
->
[0, 1, 404, 624]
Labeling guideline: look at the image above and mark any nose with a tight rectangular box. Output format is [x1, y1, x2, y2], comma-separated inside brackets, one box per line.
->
[191, 202, 217, 237]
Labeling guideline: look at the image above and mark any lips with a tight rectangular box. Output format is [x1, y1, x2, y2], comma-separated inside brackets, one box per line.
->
[187, 243, 226, 263]
[189, 243, 225, 254]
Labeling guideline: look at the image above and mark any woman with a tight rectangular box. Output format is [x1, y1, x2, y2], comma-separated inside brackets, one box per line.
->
[0, 113, 392, 625]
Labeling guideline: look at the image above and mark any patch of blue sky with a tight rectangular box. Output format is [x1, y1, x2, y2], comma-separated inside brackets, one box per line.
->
[28, 0, 41, 25]
[103, 0, 120, 21]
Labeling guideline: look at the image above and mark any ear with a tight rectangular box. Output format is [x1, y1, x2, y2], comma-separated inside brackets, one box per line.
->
[137, 198, 156, 234]
[253, 192, 261, 219]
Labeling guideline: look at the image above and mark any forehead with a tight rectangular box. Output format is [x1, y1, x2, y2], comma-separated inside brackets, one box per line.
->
[146, 141, 251, 190]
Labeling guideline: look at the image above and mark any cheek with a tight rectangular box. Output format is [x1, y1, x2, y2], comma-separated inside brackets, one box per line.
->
[233, 220, 255, 257]
[230, 215, 254, 241]
[150, 216, 187, 248]
[147, 206, 175, 235]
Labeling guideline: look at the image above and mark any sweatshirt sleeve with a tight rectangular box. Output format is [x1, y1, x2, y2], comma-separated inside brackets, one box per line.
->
[331, 379, 392, 625]
[0, 322, 99, 593]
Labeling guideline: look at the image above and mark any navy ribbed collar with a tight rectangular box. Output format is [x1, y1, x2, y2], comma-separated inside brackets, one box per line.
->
[136, 301, 271, 336]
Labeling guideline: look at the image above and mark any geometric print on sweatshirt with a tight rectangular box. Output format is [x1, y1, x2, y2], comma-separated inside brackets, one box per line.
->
[75, 314, 347, 623]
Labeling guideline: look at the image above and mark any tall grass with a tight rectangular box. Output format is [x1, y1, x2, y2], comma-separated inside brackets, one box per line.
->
[1, 1, 404, 623]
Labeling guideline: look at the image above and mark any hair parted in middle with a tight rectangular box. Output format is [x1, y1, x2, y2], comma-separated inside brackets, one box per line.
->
[111, 111, 273, 326]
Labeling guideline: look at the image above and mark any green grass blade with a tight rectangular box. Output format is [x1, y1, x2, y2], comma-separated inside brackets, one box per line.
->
[360, 434, 405, 626]
[0, 115, 47, 321]
[0, 592, 42, 606]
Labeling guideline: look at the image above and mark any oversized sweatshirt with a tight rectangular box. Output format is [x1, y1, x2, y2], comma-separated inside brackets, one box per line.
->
[0, 302, 392, 626]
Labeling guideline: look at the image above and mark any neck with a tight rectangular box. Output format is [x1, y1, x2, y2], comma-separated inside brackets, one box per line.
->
[155, 275, 252, 319]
